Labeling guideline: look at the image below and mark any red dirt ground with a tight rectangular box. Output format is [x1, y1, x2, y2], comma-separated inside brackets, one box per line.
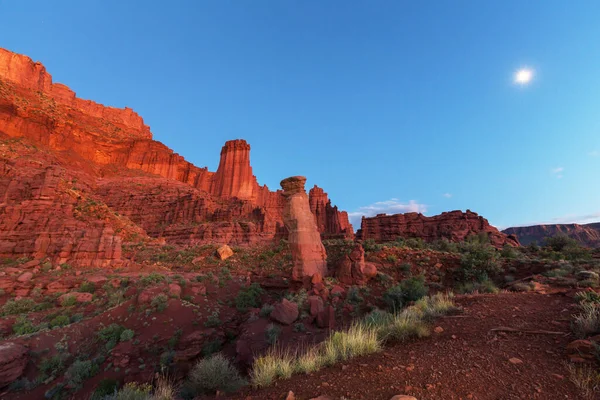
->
[223, 292, 585, 400]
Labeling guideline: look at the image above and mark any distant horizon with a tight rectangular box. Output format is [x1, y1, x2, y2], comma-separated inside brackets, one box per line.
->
[1, 1, 598, 231]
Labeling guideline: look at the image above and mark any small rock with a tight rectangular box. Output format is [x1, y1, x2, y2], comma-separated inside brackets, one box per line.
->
[285, 391, 295, 400]
[17, 272, 33, 283]
[311, 273, 323, 285]
[168, 283, 182, 298]
[390, 396, 418, 400]
[270, 299, 299, 325]
[508, 357, 523, 365]
[216, 245, 234, 260]
[551, 374, 564, 380]
[433, 326, 444, 334]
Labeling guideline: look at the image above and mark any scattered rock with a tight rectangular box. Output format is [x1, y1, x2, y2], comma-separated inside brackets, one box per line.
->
[0, 342, 28, 388]
[59, 292, 93, 304]
[216, 245, 234, 260]
[508, 357, 523, 365]
[16, 272, 33, 282]
[285, 391, 296, 400]
[270, 298, 299, 325]
[308, 295, 324, 317]
[316, 306, 335, 329]
[168, 283, 182, 298]
[566, 339, 595, 359]
[434, 326, 444, 334]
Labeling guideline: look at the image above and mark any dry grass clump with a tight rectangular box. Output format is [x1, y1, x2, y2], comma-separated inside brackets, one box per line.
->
[572, 302, 600, 338]
[251, 292, 456, 387]
[567, 363, 600, 399]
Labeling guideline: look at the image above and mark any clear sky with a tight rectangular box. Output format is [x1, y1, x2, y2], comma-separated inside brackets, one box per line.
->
[1, 1, 599, 230]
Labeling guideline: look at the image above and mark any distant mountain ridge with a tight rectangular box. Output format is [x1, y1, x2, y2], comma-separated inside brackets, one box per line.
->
[502, 222, 600, 248]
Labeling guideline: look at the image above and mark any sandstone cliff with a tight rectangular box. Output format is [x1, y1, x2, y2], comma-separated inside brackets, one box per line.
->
[357, 210, 519, 248]
[0, 47, 352, 266]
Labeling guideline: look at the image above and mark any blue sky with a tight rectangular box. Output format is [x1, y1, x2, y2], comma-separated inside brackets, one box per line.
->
[1, 1, 599, 229]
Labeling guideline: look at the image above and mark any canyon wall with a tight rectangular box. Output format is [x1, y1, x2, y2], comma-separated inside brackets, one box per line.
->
[0, 47, 352, 265]
[357, 210, 519, 248]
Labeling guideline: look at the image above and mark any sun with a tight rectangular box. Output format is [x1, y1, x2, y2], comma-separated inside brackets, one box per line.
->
[514, 68, 534, 85]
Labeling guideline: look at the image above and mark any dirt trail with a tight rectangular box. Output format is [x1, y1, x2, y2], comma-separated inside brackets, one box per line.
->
[227, 292, 585, 400]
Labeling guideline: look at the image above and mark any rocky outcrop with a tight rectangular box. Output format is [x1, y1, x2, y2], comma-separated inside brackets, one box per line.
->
[309, 185, 353, 240]
[0, 342, 28, 388]
[0, 47, 354, 264]
[503, 223, 600, 247]
[335, 244, 376, 285]
[281, 176, 328, 281]
[357, 210, 519, 248]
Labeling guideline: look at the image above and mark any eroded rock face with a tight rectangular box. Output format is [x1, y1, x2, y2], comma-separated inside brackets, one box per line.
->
[0, 342, 28, 388]
[357, 210, 519, 248]
[0, 47, 353, 265]
[281, 176, 328, 281]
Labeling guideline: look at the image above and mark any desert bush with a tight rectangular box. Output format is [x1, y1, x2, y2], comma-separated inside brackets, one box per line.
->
[65, 359, 99, 390]
[456, 279, 499, 294]
[404, 237, 426, 249]
[139, 273, 166, 287]
[430, 238, 459, 253]
[188, 354, 246, 394]
[456, 239, 501, 283]
[97, 323, 127, 350]
[2, 298, 36, 316]
[103, 382, 152, 400]
[321, 324, 380, 365]
[383, 275, 428, 311]
[383, 285, 405, 311]
[412, 292, 458, 319]
[151, 294, 169, 312]
[90, 378, 120, 400]
[385, 254, 398, 263]
[362, 239, 383, 253]
[201, 340, 223, 358]
[265, 324, 281, 345]
[345, 286, 364, 305]
[235, 283, 264, 312]
[567, 364, 600, 399]
[61, 295, 78, 307]
[49, 315, 70, 328]
[204, 311, 222, 328]
[575, 291, 600, 304]
[573, 302, 600, 338]
[12, 316, 46, 335]
[500, 244, 520, 259]
[546, 234, 578, 252]
[120, 329, 135, 342]
[79, 281, 96, 293]
[39, 354, 67, 380]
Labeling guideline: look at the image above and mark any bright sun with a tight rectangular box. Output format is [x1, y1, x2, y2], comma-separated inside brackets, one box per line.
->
[514, 68, 534, 85]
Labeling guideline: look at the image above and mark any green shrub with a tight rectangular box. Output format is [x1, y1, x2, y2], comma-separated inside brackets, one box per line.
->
[139, 273, 166, 287]
[103, 382, 151, 400]
[188, 354, 246, 394]
[259, 304, 274, 317]
[61, 295, 77, 307]
[404, 238, 426, 249]
[119, 329, 135, 342]
[456, 279, 499, 294]
[204, 311, 222, 328]
[362, 239, 383, 253]
[151, 294, 169, 312]
[49, 315, 70, 328]
[399, 275, 428, 302]
[293, 322, 306, 332]
[500, 244, 519, 259]
[39, 354, 66, 379]
[97, 323, 127, 350]
[385, 254, 398, 263]
[201, 340, 223, 358]
[346, 286, 363, 305]
[90, 378, 119, 400]
[265, 324, 281, 345]
[65, 359, 98, 390]
[79, 281, 96, 293]
[430, 239, 459, 253]
[2, 298, 36, 316]
[383, 285, 405, 311]
[12, 316, 46, 335]
[235, 283, 264, 311]
[457, 239, 501, 283]
[546, 234, 578, 252]
[575, 291, 600, 304]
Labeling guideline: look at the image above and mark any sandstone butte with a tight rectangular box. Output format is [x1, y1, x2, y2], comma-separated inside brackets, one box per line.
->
[0, 47, 353, 268]
[357, 209, 520, 248]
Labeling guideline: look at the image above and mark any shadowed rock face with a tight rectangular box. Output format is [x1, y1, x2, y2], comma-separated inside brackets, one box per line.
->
[357, 210, 519, 248]
[281, 176, 328, 281]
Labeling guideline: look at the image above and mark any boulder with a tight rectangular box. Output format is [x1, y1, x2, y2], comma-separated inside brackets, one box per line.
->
[270, 299, 299, 325]
[316, 306, 335, 329]
[308, 295, 324, 317]
[16, 272, 33, 283]
[216, 245, 234, 260]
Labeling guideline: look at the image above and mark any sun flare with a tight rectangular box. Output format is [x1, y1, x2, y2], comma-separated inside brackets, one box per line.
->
[514, 68, 534, 85]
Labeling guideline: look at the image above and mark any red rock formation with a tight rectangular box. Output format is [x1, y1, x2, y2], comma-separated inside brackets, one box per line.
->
[357, 210, 519, 248]
[0, 47, 353, 264]
[335, 244, 375, 285]
[309, 185, 353, 240]
[503, 223, 600, 248]
[281, 176, 328, 281]
[0, 342, 28, 388]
